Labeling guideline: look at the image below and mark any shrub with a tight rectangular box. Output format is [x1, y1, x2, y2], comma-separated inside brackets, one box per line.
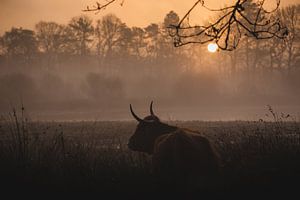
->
[82, 72, 124, 102]
[172, 71, 220, 104]
[0, 73, 40, 105]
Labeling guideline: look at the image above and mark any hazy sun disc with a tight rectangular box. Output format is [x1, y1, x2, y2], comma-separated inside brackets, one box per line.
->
[208, 43, 218, 53]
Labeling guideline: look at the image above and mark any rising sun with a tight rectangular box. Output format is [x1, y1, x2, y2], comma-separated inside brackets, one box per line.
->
[207, 43, 218, 53]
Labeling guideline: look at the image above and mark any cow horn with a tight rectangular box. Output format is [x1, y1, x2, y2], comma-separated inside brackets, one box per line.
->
[150, 101, 155, 116]
[130, 104, 143, 122]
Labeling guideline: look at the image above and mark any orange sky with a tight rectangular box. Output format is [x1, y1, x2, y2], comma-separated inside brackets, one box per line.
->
[0, 0, 299, 34]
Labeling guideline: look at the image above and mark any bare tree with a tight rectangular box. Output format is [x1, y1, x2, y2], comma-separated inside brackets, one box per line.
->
[1, 27, 38, 66]
[263, 5, 299, 75]
[130, 27, 146, 60]
[68, 15, 94, 56]
[35, 21, 66, 68]
[83, 0, 288, 51]
[95, 14, 126, 59]
[95, 14, 129, 75]
[280, 5, 300, 74]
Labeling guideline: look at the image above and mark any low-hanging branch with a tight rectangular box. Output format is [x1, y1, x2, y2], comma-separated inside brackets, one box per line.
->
[82, 0, 123, 14]
[169, 0, 288, 51]
[83, 0, 288, 51]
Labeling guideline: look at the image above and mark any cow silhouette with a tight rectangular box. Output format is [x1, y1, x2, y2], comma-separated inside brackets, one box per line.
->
[128, 102, 222, 195]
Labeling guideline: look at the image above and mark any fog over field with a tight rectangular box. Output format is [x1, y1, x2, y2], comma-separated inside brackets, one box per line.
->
[0, 1, 299, 121]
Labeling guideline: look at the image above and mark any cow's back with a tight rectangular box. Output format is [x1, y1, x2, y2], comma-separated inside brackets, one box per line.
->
[152, 128, 221, 191]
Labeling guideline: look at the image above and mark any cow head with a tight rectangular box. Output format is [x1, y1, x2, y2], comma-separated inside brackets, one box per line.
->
[128, 101, 176, 154]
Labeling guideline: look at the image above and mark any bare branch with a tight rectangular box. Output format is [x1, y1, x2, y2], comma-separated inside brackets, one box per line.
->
[169, 0, 288, 51]
[83, 0, 123, 13]
[178, 0, 204, 27]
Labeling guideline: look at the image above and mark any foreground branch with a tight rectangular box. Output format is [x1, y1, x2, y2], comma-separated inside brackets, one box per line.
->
[83, 0, 123, 13]
[169, 0, 288, 51]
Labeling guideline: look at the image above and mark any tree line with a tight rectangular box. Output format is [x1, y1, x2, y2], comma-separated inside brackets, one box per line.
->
[0, 4, 299, 111]
[0, 11, 186, 75]
[0, 5, 299, 76]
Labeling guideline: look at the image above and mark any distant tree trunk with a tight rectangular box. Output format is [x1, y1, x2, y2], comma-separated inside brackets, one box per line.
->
[245, 38, 251, 84]
[287, 45, 293, 76]
[230, 50, 237, 79]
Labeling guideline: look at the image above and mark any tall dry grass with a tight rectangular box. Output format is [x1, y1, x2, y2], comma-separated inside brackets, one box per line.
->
[0, 105, 299, 198]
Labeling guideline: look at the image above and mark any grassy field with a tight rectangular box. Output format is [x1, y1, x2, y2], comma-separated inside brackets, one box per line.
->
[0, 108, 300, 199]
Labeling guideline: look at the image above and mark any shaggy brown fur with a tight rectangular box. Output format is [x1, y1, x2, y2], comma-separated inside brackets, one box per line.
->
[128, 103, 222, 193]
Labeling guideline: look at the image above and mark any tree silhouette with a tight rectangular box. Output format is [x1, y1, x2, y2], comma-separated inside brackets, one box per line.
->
[35, 21, 65, 54]
[95, 14, 127, 61]
[83, 0, 288, 51]
[68, 15, 94, 56]
[1, 27, 38, 65]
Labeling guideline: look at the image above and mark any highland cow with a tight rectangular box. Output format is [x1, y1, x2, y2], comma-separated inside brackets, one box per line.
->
[128, 102, 221, 193]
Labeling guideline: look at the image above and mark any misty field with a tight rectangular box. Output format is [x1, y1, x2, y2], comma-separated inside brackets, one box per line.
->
[0, 109, 300, 199]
